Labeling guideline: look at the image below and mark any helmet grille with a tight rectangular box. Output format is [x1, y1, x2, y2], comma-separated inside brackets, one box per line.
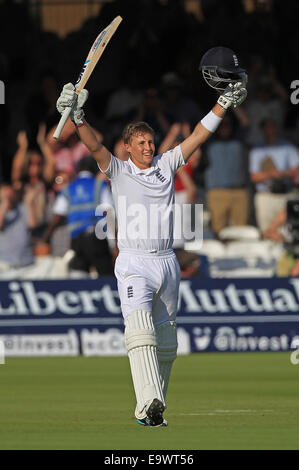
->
[202, 67, 246, 92]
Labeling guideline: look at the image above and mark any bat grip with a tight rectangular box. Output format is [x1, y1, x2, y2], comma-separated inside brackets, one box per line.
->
[53, 106, 72, 139]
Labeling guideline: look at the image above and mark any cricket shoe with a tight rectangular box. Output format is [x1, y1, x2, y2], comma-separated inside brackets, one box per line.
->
[137, 417, 168, 427]
[137, 398, 167, 427]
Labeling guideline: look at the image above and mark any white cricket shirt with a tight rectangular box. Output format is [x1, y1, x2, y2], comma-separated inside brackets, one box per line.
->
[100, 145, 185, 252]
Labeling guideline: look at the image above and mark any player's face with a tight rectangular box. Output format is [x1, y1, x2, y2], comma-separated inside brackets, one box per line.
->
[125, 132, 155, 169]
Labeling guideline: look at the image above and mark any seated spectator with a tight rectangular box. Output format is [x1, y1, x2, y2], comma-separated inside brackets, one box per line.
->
[262, 204, 299, 277]
[262, 209, 288, 243]
[0, 183, 38, 273]
[249, 117, 299, 232]
[42, 156, 114, 277]
[204, 115, 249, 236]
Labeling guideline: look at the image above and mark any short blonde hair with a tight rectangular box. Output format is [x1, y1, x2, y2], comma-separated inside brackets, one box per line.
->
[122, 121, 155, 144]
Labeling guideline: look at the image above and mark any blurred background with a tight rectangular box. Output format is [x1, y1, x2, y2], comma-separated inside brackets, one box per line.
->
[1, 2, 299, 449]
[0, 0, 299, 280]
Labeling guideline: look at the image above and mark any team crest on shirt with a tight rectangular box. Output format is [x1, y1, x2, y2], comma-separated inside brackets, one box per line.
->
[127, 286, 134, 298]
[155, 169, 166, 183]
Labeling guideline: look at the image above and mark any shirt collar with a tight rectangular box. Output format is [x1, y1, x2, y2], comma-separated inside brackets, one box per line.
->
[128, 158, 157, 175]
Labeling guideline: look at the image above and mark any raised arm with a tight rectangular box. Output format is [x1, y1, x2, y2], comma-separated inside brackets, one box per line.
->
[180, 104, 225, 161]
[56, 83, 111, 171]
[11, 130, 28, 185]
[0, 193, 9, 230]
[180, 82, 247, 162]
[75, 122, 111, 171]
[36, 122, 56, 183]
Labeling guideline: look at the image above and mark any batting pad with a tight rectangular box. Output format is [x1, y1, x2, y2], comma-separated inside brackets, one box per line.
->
[156, 321, 178, 399]
[125, 310, 165, 420]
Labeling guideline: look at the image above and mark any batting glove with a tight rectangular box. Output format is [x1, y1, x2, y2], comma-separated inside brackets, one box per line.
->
[217, 81, 247, 109]
[56, 83, 89, 125]
[232, 81, 247, 108]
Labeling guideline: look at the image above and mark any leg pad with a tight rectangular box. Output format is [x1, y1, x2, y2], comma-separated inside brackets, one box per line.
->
[125, 310, 164, 419]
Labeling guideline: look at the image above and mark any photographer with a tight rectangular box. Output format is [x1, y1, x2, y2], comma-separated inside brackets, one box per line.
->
[249, 118, 299, 232]
[263, 193, 299, 276]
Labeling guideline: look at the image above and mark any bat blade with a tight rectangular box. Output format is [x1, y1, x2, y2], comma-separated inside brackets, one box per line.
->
[53, 15, 122, 140]
[75, 15, 122, 93]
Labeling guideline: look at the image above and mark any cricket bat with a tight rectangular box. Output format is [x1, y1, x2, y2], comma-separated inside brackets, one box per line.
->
[53, 15, 123, 140]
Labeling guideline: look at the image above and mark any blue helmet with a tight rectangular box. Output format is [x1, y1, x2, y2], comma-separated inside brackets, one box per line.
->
[199, 47, 247, 92]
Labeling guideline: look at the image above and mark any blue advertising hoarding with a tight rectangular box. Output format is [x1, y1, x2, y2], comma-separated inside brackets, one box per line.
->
[0, 277, 298, 356]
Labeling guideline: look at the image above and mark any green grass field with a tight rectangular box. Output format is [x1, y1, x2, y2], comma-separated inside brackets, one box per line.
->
[0, 352, 298, 450]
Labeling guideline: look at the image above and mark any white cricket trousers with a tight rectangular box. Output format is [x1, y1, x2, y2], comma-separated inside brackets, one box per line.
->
[115, 249, 181, 326]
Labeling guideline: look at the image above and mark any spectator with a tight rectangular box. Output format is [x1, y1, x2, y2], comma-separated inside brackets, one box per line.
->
[262, 202, 299, 277]
[42, 156, 114, 277]
[245, 72, 288, 147]
[160, 72, 203, 128]
[104, 71, 144, 149]
[134, 87, 170, 147]
[105, 69, 143, 124]
[249, 117, 299, 232]
[157, 121, 202, 278]
[46, 119, 94, 178]
[45, 170, 72, 257]
[12, 124, 55, 187]
[113, 137, 130, 162]
[0, 183, 37, 274]
[158, 122, 201, 248]
[204, 115, 249, 236]
[24, 68, 59, 143]
[262, 186, 299, 245]
[11, 124, 55, 238]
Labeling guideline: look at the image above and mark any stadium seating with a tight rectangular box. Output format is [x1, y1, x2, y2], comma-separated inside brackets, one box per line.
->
[184, 226, 285, 278]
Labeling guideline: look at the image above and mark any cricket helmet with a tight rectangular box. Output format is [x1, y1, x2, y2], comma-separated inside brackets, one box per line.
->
[199, 46, 247, 91]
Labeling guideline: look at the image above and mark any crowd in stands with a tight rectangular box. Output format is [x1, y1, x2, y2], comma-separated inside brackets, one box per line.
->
[0, 0, 299, 279]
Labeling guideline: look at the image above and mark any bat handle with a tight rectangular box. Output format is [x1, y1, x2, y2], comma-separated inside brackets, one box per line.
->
[53, 106, 72, 140]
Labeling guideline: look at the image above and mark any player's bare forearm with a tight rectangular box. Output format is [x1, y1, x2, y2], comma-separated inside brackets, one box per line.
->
[76, 121, 111, 170]
[180, 104, 226, 161]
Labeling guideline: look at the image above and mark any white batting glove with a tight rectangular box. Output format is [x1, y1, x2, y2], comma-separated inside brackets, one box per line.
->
[72, 88, 89, 125]
[56, 83, 89, 125]
[232, 80, 247, 108]
[217, 81, 247, 109]
[56, 83, 76, 113]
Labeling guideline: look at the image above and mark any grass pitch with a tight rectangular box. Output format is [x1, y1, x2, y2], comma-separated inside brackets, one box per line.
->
[0, 352, 298, 450]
